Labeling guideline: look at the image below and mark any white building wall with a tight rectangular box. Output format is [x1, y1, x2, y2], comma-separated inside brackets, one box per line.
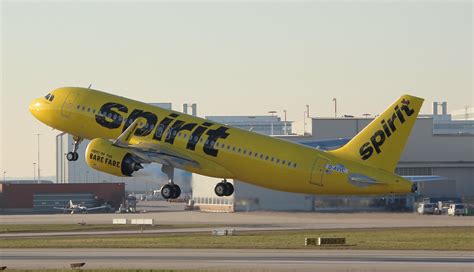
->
[234, 181, 314, 211]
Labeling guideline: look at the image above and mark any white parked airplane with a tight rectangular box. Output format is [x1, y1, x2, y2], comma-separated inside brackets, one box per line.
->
[54, 200, 109, 214]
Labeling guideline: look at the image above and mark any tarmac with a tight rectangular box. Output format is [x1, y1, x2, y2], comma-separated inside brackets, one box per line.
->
[1, 248, 473, 271]
[1, 201, 473, 230]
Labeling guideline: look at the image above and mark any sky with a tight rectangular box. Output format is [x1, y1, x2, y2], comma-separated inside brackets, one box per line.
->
[0, 0, 472, 178]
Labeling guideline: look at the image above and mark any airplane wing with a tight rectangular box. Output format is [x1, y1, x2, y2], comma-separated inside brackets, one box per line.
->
[85, 205, 108, 211]
[112, 119, 200, 169]
[53, 207, 72, 211]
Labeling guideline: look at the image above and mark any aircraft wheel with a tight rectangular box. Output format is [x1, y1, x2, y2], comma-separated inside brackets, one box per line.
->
[160, 184, 174, 199]
[224, 182, 234, 196]
[172, 184, 181, 199]
[214, 183, 227, 197]
[66, 152, 77, 161]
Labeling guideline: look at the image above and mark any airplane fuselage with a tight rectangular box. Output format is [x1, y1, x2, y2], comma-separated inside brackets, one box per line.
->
[30, 87, 414, 195]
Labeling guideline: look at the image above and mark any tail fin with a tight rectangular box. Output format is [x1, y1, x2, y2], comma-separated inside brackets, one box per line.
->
[329, 94, 423, 172]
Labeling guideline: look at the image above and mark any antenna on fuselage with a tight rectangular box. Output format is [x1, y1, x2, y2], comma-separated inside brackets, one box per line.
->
[88, 84, 92, 89]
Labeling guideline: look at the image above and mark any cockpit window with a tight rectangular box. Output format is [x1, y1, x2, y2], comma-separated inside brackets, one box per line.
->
[44, 93, 55, 102]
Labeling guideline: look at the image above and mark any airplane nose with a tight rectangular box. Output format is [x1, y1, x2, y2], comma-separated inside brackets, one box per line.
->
[29, 99, 42, 116]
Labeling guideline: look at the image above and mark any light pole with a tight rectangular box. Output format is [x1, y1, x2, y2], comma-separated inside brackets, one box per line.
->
[268, 111, 277, 135]
[283, 110, 288, 135]
[304, 105, 310, 136]
[33, 163, 37, 183]
[35, 133, 41, 183]
[332, 98, 337, 118]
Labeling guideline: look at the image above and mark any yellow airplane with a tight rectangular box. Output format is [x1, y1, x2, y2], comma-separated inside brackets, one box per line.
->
[30, 87, 423, 199]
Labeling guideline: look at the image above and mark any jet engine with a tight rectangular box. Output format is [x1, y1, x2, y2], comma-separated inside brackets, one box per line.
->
[85, 138, 143, 177]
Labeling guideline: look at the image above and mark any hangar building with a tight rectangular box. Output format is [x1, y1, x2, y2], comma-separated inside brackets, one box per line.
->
[0, 182, 124, 213]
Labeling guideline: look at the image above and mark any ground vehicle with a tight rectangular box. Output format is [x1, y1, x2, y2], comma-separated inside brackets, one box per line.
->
[448, 203, 465, 216]
[416, 203, 436, 215]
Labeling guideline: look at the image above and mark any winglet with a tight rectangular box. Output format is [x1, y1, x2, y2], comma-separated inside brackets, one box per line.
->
[113, 119, 141, 146]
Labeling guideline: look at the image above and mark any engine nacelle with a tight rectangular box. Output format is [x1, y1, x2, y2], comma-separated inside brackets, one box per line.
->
[85, 138, 143, 177]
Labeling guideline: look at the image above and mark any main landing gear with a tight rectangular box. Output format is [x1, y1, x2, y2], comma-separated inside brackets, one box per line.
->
[160, 165, 181, 200]
[66, 136, 83, 161]
[214, 179, 234, 197]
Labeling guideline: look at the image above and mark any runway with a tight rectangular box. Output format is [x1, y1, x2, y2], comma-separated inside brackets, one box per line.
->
[1, 248, 473, 271]
[2, 209, 473, 230]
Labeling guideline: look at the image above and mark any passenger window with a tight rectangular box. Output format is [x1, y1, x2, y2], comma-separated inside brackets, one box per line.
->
[288, 161, 291, 166]
[93, 109, 96, 114]
[87, 108, 91, 112]
[77, 105, 80, 110]
[271, 157, 274, 162]
[227, 145, 230, 150]
[232, 147, 236, 151]
[249, 151, 252, 156]
[276, 159, 280, 163]
[243, 150, 247, 154]
[265, 156, 269, 160]
[82, 106, 85, 111]
[238, 148, 241, 153]
[260, 154, 263, 159]
[282, 160, 286, 164]
[293, 163, 297, 168]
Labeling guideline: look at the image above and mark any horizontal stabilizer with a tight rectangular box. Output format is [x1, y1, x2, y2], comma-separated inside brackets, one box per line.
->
[403, 175, 447, 182]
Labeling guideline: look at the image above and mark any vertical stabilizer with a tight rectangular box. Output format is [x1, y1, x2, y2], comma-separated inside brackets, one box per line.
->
[330, 95, 424, 172]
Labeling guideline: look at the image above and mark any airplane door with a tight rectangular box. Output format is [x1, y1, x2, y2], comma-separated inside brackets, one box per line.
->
[61, 92, 78, 118]
[310, 158, 328, 186]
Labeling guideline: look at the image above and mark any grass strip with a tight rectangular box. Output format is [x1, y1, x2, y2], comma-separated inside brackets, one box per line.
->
[2, 227, 473, 251]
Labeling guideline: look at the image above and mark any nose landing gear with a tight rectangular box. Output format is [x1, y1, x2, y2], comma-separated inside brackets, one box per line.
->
[66, 136, 83, 161]
[214, 179, 234, 197]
